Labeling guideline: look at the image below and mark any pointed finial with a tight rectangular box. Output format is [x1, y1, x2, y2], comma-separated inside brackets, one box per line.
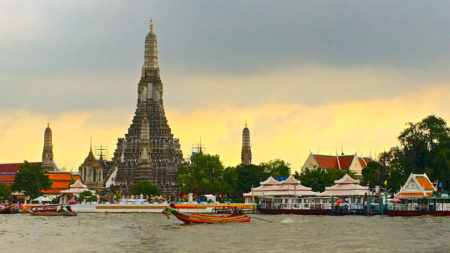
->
[90, 136, 93, 151]
[149, 19, 153, 32]
[245, 120, 247, 128]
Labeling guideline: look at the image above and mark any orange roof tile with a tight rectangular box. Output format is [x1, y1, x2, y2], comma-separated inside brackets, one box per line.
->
[338, 156, 354, 169]
[397, 192, 426, 196]
[73, 175, 81, 181]
[363, 158, 372, 164]
[416, 177, 434, 191]
[41, 189, 63, 194]
[45, 173, 73, 181]
[49, 181, 71, 189]
[313, 155, 339, 169]
[0, 162, 42, 173]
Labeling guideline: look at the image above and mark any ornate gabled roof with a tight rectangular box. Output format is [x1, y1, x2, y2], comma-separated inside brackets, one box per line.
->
[261, 176, 282, 186]
[311, 154, 373, 170]
[395, 173, 435, 198]
[80, 148, 102, 169]
[334, 174, 360, 184]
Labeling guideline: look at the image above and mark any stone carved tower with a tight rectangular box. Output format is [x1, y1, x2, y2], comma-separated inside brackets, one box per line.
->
[241, 123, 252, 165]
[42, 123, 56, 171]
[113, 21, 183, 195]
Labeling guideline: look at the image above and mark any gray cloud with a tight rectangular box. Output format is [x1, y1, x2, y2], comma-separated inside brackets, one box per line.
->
[1, 0, 449, 112]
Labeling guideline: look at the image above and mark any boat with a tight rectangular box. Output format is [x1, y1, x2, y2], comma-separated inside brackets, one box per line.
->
[28, 204, 77, 217]
[163, 206, 250, 224]
[0, 204, 19, 214]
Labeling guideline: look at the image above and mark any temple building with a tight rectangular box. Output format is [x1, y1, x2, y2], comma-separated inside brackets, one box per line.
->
[241, 123, 252, 165]
[300, 152, 373, 176]
[79, 146, 104, 194]
[41, 123, 58, 171]
[105, 21, 183, 195]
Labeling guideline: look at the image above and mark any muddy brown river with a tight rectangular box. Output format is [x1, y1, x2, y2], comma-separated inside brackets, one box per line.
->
[1, 213, 449, 252]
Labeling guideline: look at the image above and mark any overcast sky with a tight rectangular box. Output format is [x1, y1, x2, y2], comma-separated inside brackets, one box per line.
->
[1, 1, 449, 170]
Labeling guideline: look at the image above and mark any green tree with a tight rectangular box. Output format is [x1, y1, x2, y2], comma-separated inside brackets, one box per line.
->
[130, 181, 160, 196]
[234, 164, 267, 198]
[0, 182, 10, 202]
[176, 154, 232, 196]
[294, 167, 355, 192]
[11, 161, 52, 199]
[89, 195, 98, 202]
[79, 190, 92, 202]
[362, 161, 386, 188]
[381, 115, 450, 191]
[260, 159, 291, 178]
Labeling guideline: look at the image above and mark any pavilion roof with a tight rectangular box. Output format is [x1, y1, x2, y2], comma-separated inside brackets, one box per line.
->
[395, 173, 435, 199]
[281, 175, 301, 185]
[70, 180, 88, 189]
[261, 176, 282, 186]
[320, 174, 368, 197]
[244, 175, 318, 198]
[334, 174, 360, 184]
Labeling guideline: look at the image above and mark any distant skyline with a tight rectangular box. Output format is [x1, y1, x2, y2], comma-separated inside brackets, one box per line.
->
[1, 1, 449, 171]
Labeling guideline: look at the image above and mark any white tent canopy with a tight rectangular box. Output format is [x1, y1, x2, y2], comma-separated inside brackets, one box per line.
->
[203, 194, 216, 203]
[33, 196, 52, 203]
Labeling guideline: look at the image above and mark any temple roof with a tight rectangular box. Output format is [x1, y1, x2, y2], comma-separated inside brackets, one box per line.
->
[395, 173, 435, 199]
[0, 162, 42, 186]
[80, 148, 103, 169]
[311, 154, 373, 170]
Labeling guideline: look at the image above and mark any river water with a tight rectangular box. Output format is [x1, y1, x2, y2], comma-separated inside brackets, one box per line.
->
[1, 213, 449, 253]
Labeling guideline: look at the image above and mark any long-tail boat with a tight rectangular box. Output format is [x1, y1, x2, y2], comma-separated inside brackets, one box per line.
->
[28, 204, 77, 217]
[0, 204, 19, 214]
[163, 206, 250, 224]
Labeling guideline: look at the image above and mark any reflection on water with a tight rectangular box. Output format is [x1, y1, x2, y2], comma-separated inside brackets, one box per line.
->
[1, 213, 449, 253]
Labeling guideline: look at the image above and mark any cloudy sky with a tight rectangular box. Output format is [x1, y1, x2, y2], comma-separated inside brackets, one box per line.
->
[1, 1, 449, 171]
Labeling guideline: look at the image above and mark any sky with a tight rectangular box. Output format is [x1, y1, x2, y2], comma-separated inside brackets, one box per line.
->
[1, 1, 449, 171]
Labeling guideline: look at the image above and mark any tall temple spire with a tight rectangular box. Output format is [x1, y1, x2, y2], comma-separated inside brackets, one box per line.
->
[111, 22, 183, 195]
[42, 123, 55, 171]
[241, 123, 252, 165]
[142, 19, 158, 75]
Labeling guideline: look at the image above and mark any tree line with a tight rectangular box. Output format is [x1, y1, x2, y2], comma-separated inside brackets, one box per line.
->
[1, 114, 448, 202]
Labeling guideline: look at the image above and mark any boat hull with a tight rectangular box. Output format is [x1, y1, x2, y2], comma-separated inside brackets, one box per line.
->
[171, 210, 250, 224]
[0, 205, 20, 214]
[259, 208, 327, 215]
[428, 211, 450, 216]
[29, 211, 77, 217]
[387, 210, 425, 216]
